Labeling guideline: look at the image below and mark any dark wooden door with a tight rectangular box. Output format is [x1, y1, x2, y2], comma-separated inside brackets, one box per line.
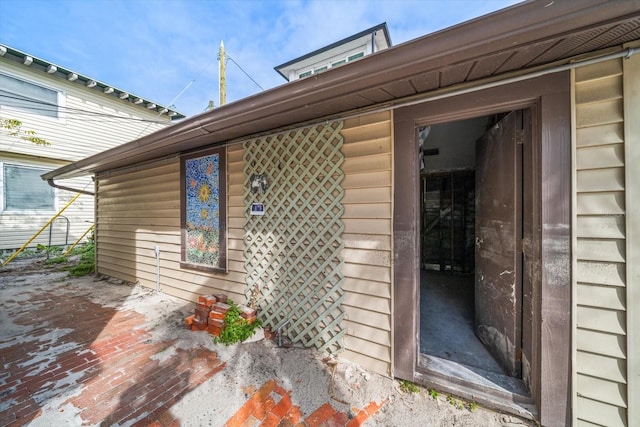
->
[475, 111, 523, 378]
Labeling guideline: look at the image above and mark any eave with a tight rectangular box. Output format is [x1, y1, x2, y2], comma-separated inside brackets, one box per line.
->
[43, 0, 640, 181]
[0, 44, 185, 120]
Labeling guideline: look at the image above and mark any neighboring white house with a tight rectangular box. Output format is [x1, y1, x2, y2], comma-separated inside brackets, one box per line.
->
[0, 44, 185, 252]
[274, 23, 391, 82]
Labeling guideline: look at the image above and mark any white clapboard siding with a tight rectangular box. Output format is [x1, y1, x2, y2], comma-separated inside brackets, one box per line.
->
[0, 60, 173, 251]
[0, 60, 170, 163]
[340, 111, 393, 376]
[95, 144, 247, 304]
[0, 155, 95, 250]
[574, 58, 628, 426]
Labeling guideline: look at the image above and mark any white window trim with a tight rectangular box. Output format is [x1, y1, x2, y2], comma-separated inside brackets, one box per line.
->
[0, 161, 58, 214]
[296, 50, 367, 80]
[0, 70, 67, 124]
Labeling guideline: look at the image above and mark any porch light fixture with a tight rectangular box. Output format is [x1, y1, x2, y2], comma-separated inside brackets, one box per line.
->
[119, 92, 129, 100]
[104, 87, 114, 94]
[146, 103, 156, 109]
[23, 56, 33, 66]
[86, 80, 97, 88]
[67, 73, 78, 81]
[47, 65, 57, 74]
[134, 98, 143, 104]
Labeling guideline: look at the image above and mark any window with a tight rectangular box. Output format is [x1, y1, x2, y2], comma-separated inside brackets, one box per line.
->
[331, 59, 346, 68]
[299, 70, 312, 79]
[348, 52, 364, 62]
[0, 73, 61, 118]
[180, 147, 227, 272]
[314, 66, 328, 74]
[2, 164, 55, 211]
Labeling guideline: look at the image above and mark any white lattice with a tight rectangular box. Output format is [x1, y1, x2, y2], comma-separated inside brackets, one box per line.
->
[243, 122, 345, 353]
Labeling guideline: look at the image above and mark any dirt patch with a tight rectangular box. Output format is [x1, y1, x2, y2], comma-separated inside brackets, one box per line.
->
[0, 256, 533, 426]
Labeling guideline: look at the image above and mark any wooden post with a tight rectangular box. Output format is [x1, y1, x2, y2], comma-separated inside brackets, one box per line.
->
[219, 41, 226, 106]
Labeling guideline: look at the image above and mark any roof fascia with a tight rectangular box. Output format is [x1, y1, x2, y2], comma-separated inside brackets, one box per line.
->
[43, 0, 640, 181]
[0, 44, 185, 119]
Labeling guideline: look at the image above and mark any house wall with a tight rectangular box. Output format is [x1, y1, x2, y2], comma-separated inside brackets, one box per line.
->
[340, 111, 393, 376]
[572, 46, 639, 426]
[95, 145, 247, 303]
[0, 153, 94, 250]
[94, 111, 393, 376]
[0, 59, 171, 251]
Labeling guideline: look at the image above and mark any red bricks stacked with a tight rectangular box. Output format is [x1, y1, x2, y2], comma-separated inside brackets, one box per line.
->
[184, 293, 257, 337]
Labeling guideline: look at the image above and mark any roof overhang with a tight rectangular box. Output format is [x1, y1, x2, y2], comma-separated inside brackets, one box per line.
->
[43, 0, 640, 181]
[0, 44, 185, 120]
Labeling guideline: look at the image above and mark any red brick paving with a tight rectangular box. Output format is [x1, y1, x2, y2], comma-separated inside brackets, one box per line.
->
[224, 379, 387, 427]
[0, 284, 224, 427]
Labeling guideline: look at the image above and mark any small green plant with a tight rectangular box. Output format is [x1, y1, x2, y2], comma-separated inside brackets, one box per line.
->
[214, 301, 262, 346]
[447, 395, 464, 410]
[46, 256, 67, 265]
[428, 388, 439, 400]
[399, 380, 420, 394]
[37, 243, 63, 260]
[469, 401, 479, 412]
[68, 233, 95, 276]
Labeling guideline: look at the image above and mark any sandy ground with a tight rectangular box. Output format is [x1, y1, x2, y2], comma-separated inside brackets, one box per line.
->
[0, 255, 534, 426]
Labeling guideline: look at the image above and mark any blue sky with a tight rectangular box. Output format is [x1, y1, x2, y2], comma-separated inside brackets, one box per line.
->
[1, 0, 521, 118]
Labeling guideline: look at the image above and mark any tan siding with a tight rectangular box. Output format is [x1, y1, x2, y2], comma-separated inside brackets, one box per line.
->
[574, 58, 628, 425]
[95, 144, 246, 303]
[623, 42, 640, 427]
[340, 111, 393, 376]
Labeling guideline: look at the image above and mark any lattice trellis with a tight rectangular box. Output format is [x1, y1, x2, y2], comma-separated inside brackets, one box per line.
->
[243, 122, 345, 354]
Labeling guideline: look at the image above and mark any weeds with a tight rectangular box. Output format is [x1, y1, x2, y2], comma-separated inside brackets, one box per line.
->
[214, 301, 262, 346]
[447, 395, 464, 410]
[399, 380, 420, 394]
[428, 388, 439, 400]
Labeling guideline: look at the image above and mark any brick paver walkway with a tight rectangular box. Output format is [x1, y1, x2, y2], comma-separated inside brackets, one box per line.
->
[224, 379, 386, 427]
[0, 282, 224, 426]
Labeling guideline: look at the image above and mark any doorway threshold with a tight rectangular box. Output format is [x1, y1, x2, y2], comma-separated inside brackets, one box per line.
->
[416, 353, 536, 420]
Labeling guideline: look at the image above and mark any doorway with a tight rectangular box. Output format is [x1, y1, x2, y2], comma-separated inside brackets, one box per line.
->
[418, 110, 535, 403]
[392, 73, 572, 424]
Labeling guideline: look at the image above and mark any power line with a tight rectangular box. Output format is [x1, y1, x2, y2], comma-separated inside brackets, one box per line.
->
[0, 94, 171, 124]
[225, 54, 265, 92]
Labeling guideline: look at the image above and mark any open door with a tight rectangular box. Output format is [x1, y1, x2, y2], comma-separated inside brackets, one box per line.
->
[475, 111, 523, 378]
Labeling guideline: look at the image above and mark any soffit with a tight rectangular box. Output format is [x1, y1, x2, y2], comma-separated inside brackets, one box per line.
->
[44, 0, 640, 180]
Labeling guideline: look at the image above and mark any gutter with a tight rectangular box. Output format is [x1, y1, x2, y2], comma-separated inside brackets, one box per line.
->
[41, 0, 639, 182]
[47, 178, 95, 196]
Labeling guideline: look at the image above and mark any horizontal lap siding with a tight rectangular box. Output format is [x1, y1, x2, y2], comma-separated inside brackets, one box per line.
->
[340, 111, 393, 376]
[574, 59, 627, 426]
[95, 145, 246, 303]
[0, 156, 94, 250]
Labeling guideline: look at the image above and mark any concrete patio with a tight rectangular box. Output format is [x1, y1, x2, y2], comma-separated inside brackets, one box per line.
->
[0, 256, 530, 427]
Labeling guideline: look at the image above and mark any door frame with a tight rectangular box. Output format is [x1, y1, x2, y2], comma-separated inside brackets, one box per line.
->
[393, 72, 571, 426]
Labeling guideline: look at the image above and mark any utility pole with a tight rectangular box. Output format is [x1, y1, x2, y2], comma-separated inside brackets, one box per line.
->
[219, 41, 226, 106]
